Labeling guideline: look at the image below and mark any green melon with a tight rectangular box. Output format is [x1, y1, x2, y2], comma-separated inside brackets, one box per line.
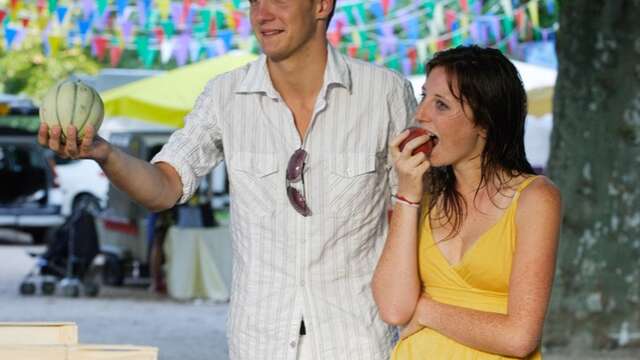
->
[39, 79, 104, 141]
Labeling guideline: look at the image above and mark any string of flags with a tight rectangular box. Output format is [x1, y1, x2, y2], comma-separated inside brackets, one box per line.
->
[0, 0, 557, 74]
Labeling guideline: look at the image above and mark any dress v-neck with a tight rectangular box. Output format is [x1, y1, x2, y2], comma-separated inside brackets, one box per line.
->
[427, 176, 538, 268]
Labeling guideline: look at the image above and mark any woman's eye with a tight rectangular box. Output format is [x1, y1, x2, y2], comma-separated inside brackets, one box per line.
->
[420, 93, 426, 103]
[435, 100, 448, 110]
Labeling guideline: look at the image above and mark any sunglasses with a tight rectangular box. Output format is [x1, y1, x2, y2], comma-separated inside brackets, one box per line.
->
[286, 148, 311, 216]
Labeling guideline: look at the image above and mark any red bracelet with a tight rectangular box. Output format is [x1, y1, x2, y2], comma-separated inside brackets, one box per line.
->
[393, 194, 421, 205]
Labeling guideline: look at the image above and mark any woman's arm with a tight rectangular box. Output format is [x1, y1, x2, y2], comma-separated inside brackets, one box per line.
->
[409, 177, 562, 357]
[372, 130, 431, 325]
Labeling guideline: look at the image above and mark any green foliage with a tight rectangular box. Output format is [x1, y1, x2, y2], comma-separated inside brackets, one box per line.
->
[0, 36, 100, 105]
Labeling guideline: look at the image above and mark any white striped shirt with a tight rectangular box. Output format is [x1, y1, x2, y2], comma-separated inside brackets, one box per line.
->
[152, 45, 416, 360]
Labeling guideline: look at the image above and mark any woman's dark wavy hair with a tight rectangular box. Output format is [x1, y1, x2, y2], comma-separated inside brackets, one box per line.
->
[424, 45, 535, 238]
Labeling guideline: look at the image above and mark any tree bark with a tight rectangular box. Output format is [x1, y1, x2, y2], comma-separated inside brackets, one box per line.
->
[547, 0, 640, 348]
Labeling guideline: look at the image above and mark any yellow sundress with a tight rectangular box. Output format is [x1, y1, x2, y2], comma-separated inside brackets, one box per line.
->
[391, 176, 542, 360]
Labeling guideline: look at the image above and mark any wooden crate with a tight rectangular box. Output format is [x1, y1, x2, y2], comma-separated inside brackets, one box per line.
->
[0, 344, 158, 360]
[0, 322, 78, 345]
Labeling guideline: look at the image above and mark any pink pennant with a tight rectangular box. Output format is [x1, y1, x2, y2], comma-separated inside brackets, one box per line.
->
[94, 36, 108, 61]
[515, 9, 525, 30]
[382, 0, 390, 15]
[445, 10, 457, 31]
[209, 19, 217, 37]
[327, 31, 341, 47]
[459, 0, 468, 12]
[232, 11, 243, 30]
[348, 45, 358, 58]
[154, 27, 164, 43]
[407, 47, 417, 63]
[110, 45, 124, 67]
[182, 0, 191, 22]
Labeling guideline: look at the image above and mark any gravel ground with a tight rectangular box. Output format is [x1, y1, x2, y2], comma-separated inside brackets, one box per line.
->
[0, 233, 638, 360]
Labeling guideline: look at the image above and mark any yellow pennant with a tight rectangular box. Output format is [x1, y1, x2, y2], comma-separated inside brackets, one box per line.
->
[48, 35, 62, 56]
[159, 0, 170, 19]
[528, 0, 540, 28]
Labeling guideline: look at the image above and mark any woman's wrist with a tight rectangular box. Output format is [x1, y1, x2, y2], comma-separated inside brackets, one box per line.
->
[416, 296, 437, 328]
[394, 189, 422, 204]
[393, 194, 421, 208]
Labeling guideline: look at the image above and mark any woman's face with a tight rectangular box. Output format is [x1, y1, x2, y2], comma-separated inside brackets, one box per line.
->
[415, 67, 486, 168]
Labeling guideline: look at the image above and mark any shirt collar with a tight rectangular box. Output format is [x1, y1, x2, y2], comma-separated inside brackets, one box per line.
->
[235, 44, 352, 98]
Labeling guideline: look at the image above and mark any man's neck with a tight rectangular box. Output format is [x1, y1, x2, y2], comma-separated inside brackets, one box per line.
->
[267, 39, 328, 101]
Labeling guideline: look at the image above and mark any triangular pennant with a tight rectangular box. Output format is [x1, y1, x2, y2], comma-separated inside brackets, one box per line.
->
[56, 6, 68, 23]
[5, 26, 18, 48]
[110, 44, 124, 67]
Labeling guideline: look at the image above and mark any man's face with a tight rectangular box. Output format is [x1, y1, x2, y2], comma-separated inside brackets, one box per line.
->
[249, 0, 322, 62]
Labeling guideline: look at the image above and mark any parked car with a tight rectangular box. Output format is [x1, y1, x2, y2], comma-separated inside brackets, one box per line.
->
[53, 157, 109, 217]
[0, 127, 65, 243]
[0, 94, 39, 116]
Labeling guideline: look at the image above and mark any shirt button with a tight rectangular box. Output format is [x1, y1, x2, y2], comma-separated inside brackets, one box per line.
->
[290, 341, 297, 348]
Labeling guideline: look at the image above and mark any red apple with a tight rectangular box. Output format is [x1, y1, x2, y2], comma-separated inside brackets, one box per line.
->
[399, 127, 435, 156]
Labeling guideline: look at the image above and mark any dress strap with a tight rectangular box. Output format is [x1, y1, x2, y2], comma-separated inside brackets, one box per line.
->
[513, 175, 541, 202]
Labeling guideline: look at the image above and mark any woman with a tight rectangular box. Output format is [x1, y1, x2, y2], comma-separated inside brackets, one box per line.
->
[372, 45, 562, 359]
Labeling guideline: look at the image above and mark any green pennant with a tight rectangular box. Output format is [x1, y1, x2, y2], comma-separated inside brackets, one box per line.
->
[344, 5, 356, 25]
[387, 56, 400, 71]
[48, 0, 57, 14]
[232, 0, 241, 9]
[161, 20, 174, 38]
[359, 30, 368, 42]
[423, 0, 435, 16]
[200, 9, 212, 34]
[97, 0, 107, 15]
[365, 41, 378, 62]
[193, 23, 206, 36]
[452, 33, 463, 47]
[502, 17, 514, 36]
[356, 3, 366, 23]
[144, 48, 157, 68]
[148, 11, 158, 32]
[215, 10, 226, 30]
[135, 34, 149, 61]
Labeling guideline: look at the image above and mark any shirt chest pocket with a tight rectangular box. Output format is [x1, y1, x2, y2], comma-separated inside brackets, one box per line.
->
[326, 154, 381, 217]
[228, 152, 281, 218]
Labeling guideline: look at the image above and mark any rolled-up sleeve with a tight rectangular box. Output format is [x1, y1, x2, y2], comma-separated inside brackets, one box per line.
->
[387, 78, 417, 194]
[151, 79, 224, 204]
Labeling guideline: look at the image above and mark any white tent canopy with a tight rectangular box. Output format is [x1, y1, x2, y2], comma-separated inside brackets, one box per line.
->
[406, 59, 557, 98]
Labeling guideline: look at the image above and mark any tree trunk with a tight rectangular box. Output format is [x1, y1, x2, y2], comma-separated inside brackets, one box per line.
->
[546, 0, 640, 349]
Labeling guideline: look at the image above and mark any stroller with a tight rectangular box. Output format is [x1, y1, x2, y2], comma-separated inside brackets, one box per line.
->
[19, 204, 101, 297]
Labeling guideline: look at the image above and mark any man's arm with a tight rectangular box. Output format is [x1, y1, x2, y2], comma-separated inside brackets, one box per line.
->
[38, 124, 182, 212]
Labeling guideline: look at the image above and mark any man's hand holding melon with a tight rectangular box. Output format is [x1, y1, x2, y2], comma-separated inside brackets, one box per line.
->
[38, 80, 111, 164]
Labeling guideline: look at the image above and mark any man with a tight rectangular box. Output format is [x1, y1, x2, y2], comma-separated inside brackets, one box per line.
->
[39, 0, 416, 358]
